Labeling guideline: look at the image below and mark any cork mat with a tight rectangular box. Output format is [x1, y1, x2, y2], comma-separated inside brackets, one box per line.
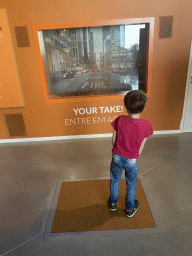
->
[51, 178, 156, 233]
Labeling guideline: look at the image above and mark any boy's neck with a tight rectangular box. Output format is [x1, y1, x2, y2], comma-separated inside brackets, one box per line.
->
[128, 113, 140, 119]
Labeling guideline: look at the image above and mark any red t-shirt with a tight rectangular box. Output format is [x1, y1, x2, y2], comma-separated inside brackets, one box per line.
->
[111, 115, 153, 159]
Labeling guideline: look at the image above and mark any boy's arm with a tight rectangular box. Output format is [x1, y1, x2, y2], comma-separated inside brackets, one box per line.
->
[139, 138, 147, 156]
[112, 130, 116, 146]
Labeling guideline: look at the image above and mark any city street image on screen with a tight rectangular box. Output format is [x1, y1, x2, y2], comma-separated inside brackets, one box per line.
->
[39, 23, 149, 97]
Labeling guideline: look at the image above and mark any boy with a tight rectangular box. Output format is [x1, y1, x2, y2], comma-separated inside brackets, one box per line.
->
[108, 90, 153, 217]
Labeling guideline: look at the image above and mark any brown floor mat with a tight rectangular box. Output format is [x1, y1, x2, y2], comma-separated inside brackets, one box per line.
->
[51, 178, 156, 233]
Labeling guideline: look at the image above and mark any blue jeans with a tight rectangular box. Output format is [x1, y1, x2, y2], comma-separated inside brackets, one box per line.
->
[109, 153, 139, 210]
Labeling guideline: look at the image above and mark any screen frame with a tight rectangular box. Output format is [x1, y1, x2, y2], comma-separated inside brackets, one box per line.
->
[32, 17, 154, 103]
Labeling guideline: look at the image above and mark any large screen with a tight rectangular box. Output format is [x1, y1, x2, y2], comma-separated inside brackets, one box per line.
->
[38, 23, 149, 97]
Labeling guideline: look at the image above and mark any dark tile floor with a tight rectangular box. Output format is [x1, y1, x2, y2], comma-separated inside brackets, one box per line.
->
[0, 132, 192, 256]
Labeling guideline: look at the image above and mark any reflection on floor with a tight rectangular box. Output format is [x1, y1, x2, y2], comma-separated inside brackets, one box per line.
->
[0, 133, 192, 256]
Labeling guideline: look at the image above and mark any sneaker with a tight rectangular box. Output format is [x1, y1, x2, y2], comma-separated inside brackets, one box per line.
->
[126, 200, 139, 217]
[107, 199, 116, 211]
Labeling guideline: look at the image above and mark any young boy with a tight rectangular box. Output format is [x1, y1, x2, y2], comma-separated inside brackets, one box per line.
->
[108, 90, 153, 217]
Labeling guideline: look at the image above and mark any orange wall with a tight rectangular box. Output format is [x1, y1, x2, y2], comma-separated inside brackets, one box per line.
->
[0, 0, 191, 139]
